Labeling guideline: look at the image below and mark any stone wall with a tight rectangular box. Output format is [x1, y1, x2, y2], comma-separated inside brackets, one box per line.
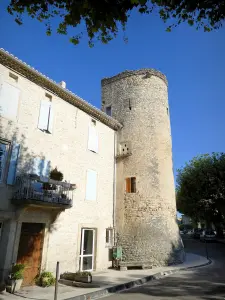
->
[102, 70, 184, 267]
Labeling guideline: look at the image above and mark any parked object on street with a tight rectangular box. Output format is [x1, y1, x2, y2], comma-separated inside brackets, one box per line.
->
[193, 229, 203, 239]
[6, 264, 25, 293]
[200, 230, 216, 242]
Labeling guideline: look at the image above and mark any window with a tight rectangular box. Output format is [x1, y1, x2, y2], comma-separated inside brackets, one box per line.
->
[0, 82, 20, 119]
[125, 177, 136, 193]
[9, 72, 18, 82]
[106, 228, 114, 247]
[88, 119, 98, 153]
[105, 106, 112, 117]
[85, 169, 97, 201]
[0, 140, 20, 185]
[38, 100, 54, 133]
[0, 142, 8, 182]
[30, 157, 51, 177]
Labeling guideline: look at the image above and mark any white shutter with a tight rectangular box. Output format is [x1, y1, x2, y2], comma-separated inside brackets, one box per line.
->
[0, 82, 20, 119]
[88, 124, 98, 153]
[86, 169, 97, 201]
[32, 158, 50, 177]
[48, 104, 54, 133]
[38, 100, 50, 131]
[7, 143, 20, 185]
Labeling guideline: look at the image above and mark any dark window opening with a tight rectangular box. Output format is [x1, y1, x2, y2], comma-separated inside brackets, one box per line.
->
[129, 99, 132, 110]
[126, 177, 136, 193]
[106, 106, 112, 116]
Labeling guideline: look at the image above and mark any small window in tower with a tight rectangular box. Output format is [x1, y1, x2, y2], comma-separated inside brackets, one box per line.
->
[106, 106, 112, 117]
[167, 107, 169, 115]
[129, 99, 132, 110]
[125, 177, 136, 193]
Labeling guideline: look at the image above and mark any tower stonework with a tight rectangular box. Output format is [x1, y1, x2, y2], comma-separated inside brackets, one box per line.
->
[101, 69, 184, 269]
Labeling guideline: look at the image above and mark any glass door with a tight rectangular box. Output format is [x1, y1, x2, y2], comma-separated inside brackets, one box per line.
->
[79, 228, 95, 271]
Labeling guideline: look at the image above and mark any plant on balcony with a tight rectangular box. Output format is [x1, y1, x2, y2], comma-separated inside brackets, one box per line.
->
[6, 264, 25, 293]
[35, 271, 55, 287]
[50, 167, 63, 181]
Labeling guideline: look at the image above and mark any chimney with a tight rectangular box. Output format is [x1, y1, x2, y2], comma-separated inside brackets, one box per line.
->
[59, 81, 66, 89]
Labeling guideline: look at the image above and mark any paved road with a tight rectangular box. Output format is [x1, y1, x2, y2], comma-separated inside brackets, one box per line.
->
[104, 238, 225, 300]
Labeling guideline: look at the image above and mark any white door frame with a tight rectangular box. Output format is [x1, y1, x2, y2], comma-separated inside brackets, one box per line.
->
[79, 228, 95, 271]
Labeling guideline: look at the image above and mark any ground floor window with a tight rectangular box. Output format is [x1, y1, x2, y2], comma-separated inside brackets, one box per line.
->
[79, 228, 95, 271]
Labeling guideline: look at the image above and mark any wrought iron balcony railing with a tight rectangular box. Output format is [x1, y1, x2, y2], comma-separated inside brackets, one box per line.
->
[12, 174, 76, 209]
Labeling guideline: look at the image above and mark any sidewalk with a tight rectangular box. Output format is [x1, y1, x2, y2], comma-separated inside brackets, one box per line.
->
[0, 253, 210, 300]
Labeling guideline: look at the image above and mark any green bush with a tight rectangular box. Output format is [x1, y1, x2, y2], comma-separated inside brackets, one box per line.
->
[11, 264, 25, 280]
[36, 271, 55, 287]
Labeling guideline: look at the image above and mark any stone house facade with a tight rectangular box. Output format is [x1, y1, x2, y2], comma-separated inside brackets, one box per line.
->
[0, 48, 183, 286]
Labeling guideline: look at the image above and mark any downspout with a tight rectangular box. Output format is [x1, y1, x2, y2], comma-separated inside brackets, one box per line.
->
[113, 130, 117, 246]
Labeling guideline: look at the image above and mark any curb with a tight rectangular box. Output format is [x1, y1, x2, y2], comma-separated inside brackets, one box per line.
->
[65, 258, 212, 300]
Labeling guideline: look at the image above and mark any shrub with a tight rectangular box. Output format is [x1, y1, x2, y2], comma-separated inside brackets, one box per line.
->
[36, 271, 55, 287]
[11, 264, 25, 280]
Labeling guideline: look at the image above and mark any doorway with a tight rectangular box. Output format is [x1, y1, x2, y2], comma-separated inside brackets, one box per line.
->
[79, 228, 95, 271]
[17, 223, 44, 286]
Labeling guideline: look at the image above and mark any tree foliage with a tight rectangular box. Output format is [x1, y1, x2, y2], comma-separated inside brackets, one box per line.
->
[7, 0, 225, 46]
[176, 153, 225, 227]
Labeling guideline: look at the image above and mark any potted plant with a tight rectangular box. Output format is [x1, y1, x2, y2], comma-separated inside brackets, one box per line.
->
[50, 168, 63, 181]
[6, 264, 25, 293]
[35, 271, 55, 287]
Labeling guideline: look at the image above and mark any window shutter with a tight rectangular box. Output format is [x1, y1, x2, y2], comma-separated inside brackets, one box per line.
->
[32, 158, 50, 177]
[0, 143, 7, 182]
[0, 82, 20, 119]
[86, 169, 97, 200]
[7, 143, 20, 185]
[48, 104, 54, 133]
[94, 131, 99, 153]
[38, 100, 50, 131]
[126, 178, 131, 193]
[88, 124, 98, 153]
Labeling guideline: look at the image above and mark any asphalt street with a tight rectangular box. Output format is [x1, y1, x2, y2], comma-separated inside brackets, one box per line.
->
[103, 237, 225, 300]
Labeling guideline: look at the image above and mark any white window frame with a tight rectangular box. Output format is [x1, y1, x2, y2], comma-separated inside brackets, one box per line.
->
[38, 99, 54, 134]
[88, 119, 98, 153]
[0, 81, 20, 121]
[79, 228, 95, 272]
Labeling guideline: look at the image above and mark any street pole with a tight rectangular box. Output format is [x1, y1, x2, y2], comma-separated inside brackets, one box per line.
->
[204, 239, 209, 259]
[54, 261, 59, 300]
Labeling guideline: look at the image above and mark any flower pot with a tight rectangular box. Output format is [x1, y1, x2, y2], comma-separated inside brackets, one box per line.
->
[74, 275, 92, 283]
[6, 279, 23, 293]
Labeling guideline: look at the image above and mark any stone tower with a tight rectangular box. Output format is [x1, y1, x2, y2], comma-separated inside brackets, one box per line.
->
[101, 69, 184, 269]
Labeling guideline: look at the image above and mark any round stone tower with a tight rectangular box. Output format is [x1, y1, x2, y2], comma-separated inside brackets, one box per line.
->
[101, 69, 184, 269]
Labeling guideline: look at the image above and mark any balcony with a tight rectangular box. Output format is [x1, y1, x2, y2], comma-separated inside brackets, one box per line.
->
[12, 174, 76, 209]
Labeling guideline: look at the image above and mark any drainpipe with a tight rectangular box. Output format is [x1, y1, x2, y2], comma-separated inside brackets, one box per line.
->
[113, 131, 117, 246]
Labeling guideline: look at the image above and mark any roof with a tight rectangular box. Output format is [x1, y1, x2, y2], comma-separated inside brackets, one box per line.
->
[0, 48, 122, 131]
[102, 69, 168, 86]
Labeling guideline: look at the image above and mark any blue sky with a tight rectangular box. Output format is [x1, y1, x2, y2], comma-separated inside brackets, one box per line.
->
[0, 2, 225, 187]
